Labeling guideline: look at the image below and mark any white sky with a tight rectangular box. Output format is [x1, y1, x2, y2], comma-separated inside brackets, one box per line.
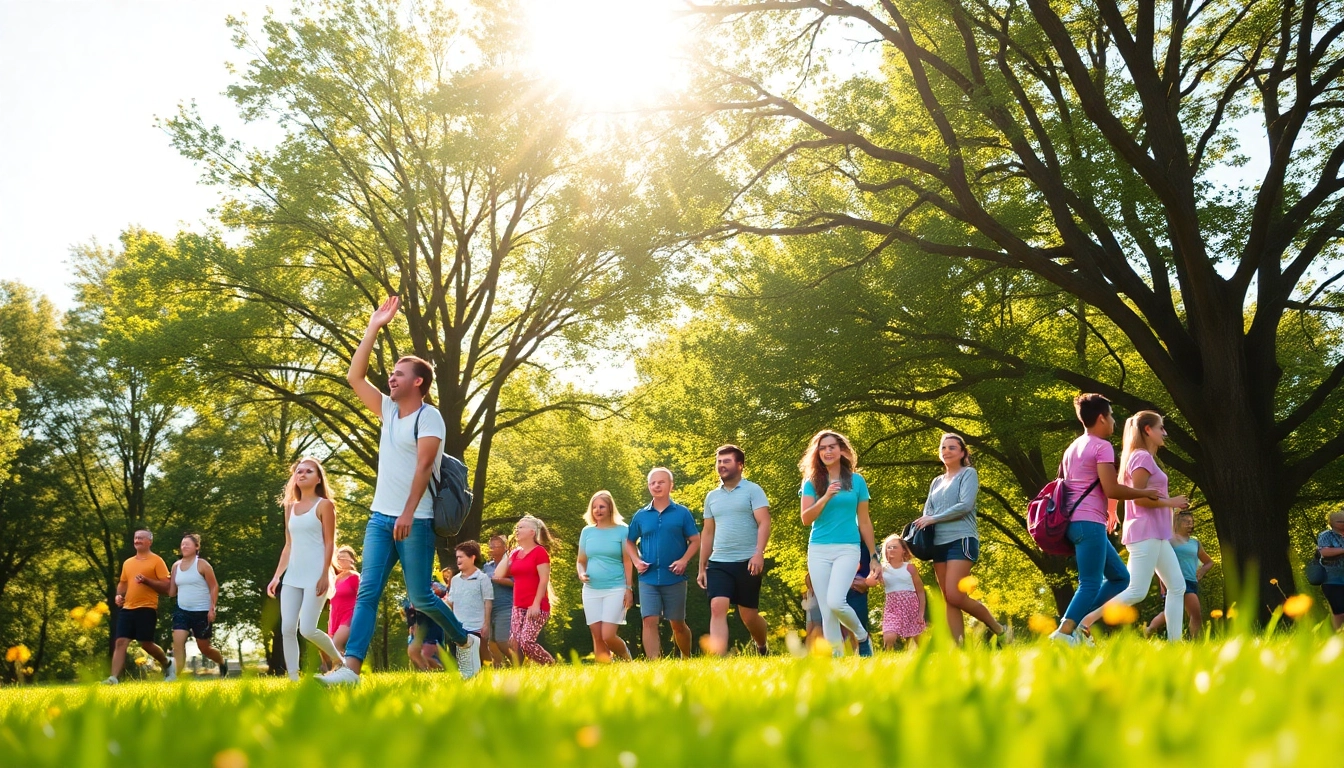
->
[0, 0, 272, 307]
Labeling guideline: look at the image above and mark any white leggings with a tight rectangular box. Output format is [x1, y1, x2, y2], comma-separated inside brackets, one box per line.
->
[281, 584, 343, 679]
[1108, 538, 1185, 640]
[808, 543, 868, 649]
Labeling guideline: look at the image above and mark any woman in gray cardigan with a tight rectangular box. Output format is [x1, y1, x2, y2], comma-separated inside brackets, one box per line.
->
[909, 433, 1005, 643]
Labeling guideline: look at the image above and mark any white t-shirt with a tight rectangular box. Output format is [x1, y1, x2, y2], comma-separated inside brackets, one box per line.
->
[447, 569, 493, 632]
[370, 394, 446, 519]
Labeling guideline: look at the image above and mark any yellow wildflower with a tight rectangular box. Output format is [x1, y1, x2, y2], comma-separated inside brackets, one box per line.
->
[1102, 603, 1139, 625]
[5, 645, 31, 664]
[69, 606, 87, 620]
[1210, 609, 1224, 619]
[213, 749, 249, 768]
[576, 725, 602, 748]
[957, 575, 979, 594]
[1284, 594, 1313, 618]
[1027, 614, 1056, 635]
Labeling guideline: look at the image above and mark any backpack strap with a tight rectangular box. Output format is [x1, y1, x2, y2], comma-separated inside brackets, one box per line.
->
[1065, 479, 1102, 518]
[410, 404, 439, 491]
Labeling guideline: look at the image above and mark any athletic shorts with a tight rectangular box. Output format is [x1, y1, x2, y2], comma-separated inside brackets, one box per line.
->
[172, 608, 212, 641]
[1184, 579, 1199, 597]
[583, 586, 629, 625]
[413, 615, 445, 646]
[930, 537, 980, 563]
[1323, 584, 1344, 615]
[116, 607, 158, 643]
[638, 581, 687, 621]
[705, 560, 763, 609]
[491, 606, 512, 641]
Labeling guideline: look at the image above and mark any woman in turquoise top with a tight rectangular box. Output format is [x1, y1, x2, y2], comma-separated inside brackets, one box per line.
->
[1148, 510, 1213, 637]
[799, 429, 879, 656]
[577, 490, 633, 662]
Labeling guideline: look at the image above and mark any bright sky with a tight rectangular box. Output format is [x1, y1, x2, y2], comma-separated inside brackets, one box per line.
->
[0, 0, 274, 308]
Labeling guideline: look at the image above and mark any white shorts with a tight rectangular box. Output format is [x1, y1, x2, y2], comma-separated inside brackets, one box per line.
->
[582, 586, 628, 626]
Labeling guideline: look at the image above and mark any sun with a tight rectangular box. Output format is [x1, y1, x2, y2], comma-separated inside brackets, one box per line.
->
[520, 0, 690, 110]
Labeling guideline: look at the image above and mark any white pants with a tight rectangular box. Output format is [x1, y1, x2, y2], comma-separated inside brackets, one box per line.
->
[281, 584, 343, 679]
[1109, 538, 1186, 640]
[807, 543, 867, 649]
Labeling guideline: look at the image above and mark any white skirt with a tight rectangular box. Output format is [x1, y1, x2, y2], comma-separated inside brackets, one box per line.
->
[582, 585, 628, 626]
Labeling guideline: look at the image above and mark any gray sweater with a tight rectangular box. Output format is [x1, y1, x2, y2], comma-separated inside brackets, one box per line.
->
[922, 467, 979, 545]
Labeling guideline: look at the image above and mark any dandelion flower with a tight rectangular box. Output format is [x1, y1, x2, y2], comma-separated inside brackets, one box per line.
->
[5, 645, 31, 664]
[1284, 594, 1313, 618]
[957, 575, 979, 594]
[1210, 609, 1224, 619]
[576, 725, 602, 748]
[1270, 578, 1279, 586]
[1027, 614, 1056, 635]
[1102, 603, 1139, 625]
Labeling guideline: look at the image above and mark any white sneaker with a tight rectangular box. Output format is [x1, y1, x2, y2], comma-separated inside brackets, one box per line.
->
[102, 676, 119, 685]
[316, 666, 360, 686]
[1048, 630, 1079, 646]
[456, 635, 482, 680]
[165, 658, 177, 682]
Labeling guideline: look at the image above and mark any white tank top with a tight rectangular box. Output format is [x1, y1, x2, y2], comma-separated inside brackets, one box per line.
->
[882, 563, 917, 593]
[174, 557, 211, 611]
[282, 499, 328, 589]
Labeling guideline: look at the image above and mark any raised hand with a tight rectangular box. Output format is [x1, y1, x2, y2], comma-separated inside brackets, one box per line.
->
[368, 295, 400, 331]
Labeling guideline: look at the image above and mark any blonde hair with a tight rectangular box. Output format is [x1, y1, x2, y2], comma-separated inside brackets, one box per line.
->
[881, 533, 911, 562]
[1118, 411, 1165, 482]
[1329, 510, 1344, 525]
[280, 457, 332, 507]
[584, 490, 626, 526]
[516, 515, 556, 548]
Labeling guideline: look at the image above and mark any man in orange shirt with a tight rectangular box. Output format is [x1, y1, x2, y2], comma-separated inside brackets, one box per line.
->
[104, 529, 174, 684]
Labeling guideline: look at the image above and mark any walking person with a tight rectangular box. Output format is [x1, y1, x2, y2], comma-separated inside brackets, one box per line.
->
[697, 445, 771, 656]
[447, 541, 494, 670]
[578, 491, 634, 662]
[320, 296, 481, 684]
[1148, 510, 1214, 638]
[328, 545, 360, 657]
[875, 534, 926, 649]
[799, 430, 879, 656]
[483, 535, 514, 666]
[1080, 411, 1189, 640]
[1317, 510, 1344, 631]
[495, 515, 557, 664]
[842, 548, 876, 655]
[801, 575, 823, 648]
[626, 468, 701, 659]
[267, 458, 345, 680]
[908, 434, 1005, 643]
[1050, 394, 1161, 645]
[105, 529, 175, 684]
[168, 533, 227, 677]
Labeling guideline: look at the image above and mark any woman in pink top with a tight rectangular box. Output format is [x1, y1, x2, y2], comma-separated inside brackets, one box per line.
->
[328, 545, 360, 655]
[1050, 394, 1161, 645]
[1079, 411, 1190, 640]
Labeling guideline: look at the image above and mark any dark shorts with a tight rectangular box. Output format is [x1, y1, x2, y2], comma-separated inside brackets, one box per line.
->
[414, 615, 445, 646]
[1323, 584, 1344, 615]
[172, 608, 212, 641]
[116, 607, 158, 643]
[1184, 579, 1199, 597]
[930, 537, 980, 563]
[705, 560, 763, 609]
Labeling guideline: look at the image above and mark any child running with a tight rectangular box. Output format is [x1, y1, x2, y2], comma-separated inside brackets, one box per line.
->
[874, 534, 926, 649]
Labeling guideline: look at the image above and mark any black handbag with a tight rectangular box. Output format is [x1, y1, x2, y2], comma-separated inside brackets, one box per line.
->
[1306, 554, 1328, 586]
[902, 519, 937, 561]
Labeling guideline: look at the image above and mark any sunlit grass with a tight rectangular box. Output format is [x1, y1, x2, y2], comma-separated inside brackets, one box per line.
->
[2, 631, 1340, 767]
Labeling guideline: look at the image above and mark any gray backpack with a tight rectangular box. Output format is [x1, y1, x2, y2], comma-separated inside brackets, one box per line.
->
[413, 406, 473, 538]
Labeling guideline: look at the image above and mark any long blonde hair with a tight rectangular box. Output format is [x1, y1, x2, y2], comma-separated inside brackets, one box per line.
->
[280, 457, 332, 507]
[583, 491, 625, 526]
[516, 515, 556, 548]
[1118, 411, 1165, 482]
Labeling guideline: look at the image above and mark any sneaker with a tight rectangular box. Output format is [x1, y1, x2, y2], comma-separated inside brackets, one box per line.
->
[165, 658, 177, 682]
[1048, 630, 1079, 646]
[456, 635, 482, 680]
[316, 666, 360, 686]
[856, 635, 874, 657]
[1078, 626, 1096, 647]
[102, 676, 119, 685]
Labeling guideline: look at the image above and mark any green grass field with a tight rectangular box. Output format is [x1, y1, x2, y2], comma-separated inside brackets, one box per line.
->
[1, 632, 1338, 767]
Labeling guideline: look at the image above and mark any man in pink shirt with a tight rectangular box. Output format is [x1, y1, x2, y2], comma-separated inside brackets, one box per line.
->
[1050, 394, 1160, 646]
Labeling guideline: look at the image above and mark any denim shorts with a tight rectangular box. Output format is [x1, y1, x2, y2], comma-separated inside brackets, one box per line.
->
[930, 537, 980, 563]
[172, 608, 212, 640]
[638, 581, 687, 621]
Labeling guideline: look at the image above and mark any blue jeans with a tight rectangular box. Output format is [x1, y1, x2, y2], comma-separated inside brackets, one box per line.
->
[1063, 521, 1130, 624]
[346, 514, 467, 661]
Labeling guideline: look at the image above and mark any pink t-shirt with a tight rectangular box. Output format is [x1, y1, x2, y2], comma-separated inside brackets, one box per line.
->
[1120, 450, 1171, 544]
[1061, 434, 1114, 526]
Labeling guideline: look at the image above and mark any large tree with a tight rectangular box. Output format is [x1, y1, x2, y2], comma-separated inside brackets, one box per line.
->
[154, 0, 695, 547]
[688, 0, 1344, 607]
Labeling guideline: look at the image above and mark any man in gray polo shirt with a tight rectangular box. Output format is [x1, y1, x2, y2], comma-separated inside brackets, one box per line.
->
[696, 444, 771, 655]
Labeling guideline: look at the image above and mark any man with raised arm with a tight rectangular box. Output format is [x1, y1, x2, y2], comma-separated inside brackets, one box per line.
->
[319, 296, 481, 684]
[697, 445, 772, 656]
[625, 468, 700, 659]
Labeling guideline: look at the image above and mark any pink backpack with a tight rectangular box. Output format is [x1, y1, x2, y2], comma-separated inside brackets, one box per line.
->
[1027, 464, 1100, 556]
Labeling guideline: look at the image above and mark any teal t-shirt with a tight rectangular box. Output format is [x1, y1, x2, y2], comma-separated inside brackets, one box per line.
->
[579, 524, 629, 590]
[800, 474, 869, 546]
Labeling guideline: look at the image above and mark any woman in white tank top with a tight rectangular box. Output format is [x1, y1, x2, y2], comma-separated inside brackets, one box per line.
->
[168, 533, 228, 676]
[267, 458, 343, 680]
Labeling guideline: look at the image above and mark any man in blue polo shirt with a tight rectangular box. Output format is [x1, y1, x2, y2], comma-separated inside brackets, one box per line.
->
[625, 467, 700, 659]
[697, 444, 771, 655]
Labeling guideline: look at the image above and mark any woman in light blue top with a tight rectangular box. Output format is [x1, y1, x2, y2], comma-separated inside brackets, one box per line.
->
[1148, 510, 1214, 638]
[910, 433, 1004, 643]
[577, 490, 633, 662]
[800, 429, 879, 656]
